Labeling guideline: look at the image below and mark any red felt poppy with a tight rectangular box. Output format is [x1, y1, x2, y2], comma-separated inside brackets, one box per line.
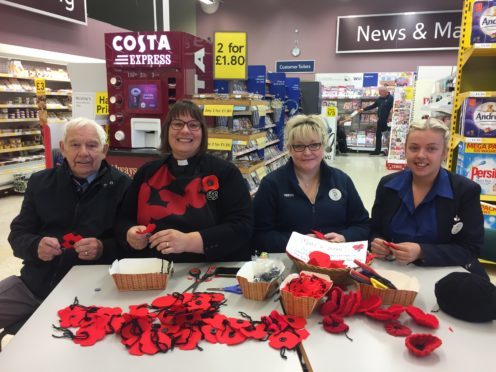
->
[137, 223, 156, 235]
[73, 325, 107, 347]
[268, 331, 301, 350]
[128, 304, 153, 318]
[201, 324, 220, 343]
[406, 306, 439, 329]
[365, 308, 401, 321]
[202, 175, 219, 192]
[203, 313, 227, 330]
[138, 330, 159, 355]
[384, 321, 412, 337]
[311, 229, 327, 240]
[228, 317, 252, 330]
[322, 314, 349, 334]
[185, 294, 213, 311]
[268, 310, 289, 331]
[384, 304, 406, 317]
[151, 294, 179, 308]
[61, 232, 83, 249]
[239, 323, 267, 340]
[366, 252, 376, 264]
[405, 333, 442, 357]
[282, 314, 306, 330]
[357, 295, 382, 313]
[216, 327, 247, 345]
[295, 328, 310, 340]
[58, 305, 87, 328]
[177, 328, 203, 350]
[308, 251, 332, 268]
[284, 273, 332, 298]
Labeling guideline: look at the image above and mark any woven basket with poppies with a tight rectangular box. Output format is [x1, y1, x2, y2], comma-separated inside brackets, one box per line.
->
[289, 252, 374, 286]
[112, 272, 169, 291]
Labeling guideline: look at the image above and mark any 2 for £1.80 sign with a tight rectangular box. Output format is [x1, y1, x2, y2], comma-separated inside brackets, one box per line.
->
[214, 32, 247, 80]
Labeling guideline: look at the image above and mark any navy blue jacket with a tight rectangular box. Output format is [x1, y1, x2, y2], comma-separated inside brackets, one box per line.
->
[253, 159, 370, 252]
[363, 93, 394, 130]
[371, 170, 487, 278]
[9, 160, 131, 299]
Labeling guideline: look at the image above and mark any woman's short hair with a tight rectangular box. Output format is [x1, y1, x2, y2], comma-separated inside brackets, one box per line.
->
[159, 100, 208, 155]
[284, 114, 326, 149]
[407, 118, 450, 148]
[63, 117, 107, 145]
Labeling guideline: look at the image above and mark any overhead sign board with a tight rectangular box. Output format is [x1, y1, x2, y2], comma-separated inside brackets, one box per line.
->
[0, 0, 87, 25]
[275, 60, 315, 73]
[336, 10, 461, 53]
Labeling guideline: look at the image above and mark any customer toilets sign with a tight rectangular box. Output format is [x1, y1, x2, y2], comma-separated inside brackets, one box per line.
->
[0, 0, 86, 25]
[337, 10, 461, 53]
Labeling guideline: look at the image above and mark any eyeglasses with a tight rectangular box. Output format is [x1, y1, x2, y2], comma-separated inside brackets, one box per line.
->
[291, 143, 322, 152]
[170, 119, 202, 131]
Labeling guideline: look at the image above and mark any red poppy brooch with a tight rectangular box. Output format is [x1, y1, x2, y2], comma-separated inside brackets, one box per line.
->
[201, 175, 219, 201]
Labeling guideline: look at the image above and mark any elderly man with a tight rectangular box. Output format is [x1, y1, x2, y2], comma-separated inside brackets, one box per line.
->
[359, 86, 394, 156]
[0, 117, 131, 332]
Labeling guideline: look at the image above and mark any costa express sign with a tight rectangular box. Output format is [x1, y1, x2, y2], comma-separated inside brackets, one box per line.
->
[105, 32, 183, 68]
[337, 10, 461, 53]
[0, 0, 86, 25]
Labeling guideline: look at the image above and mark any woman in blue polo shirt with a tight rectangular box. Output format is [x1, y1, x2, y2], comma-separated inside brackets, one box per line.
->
[252, 114, 370, 253]
[370, 118, 487, 278]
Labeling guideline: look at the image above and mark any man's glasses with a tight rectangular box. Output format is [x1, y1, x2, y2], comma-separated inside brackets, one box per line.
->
[170, 119, 202, 131]
[291, 143, 322, 152]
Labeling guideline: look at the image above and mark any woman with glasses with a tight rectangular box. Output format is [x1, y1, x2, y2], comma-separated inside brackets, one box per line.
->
[252, 114, 369, 253]
[116, 100, 253, 262]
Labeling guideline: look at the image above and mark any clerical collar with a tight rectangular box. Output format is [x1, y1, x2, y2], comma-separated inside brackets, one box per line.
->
[177, 159, 188, 166]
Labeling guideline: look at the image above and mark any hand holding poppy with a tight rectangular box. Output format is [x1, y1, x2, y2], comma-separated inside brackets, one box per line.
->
[37, 236, 62, 261]
[74, 238, 103, 261]
[127, 225, 150, 250]
[370, 238, 393, 258]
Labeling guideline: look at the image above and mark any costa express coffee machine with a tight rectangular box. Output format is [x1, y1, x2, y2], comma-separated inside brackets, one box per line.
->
[104, 31, 213, 149]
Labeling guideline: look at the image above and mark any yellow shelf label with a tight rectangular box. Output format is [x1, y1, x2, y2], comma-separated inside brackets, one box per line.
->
[95, 92, 108, 115]
[258, 105, 267, 116]
[208, 137, 233, 151]
[214, 32, 247, 80]
[326, 106, 337, 117]
[204, 105, 234, 117]
[35, 78, 46, 96]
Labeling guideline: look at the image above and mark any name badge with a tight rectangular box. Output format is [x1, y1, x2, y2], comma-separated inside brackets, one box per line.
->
[328, 188, 342, 201]
[451, 222, 463, 235]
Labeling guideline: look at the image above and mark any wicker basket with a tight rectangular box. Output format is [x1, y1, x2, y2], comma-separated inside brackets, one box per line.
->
[356, 282, 417, 306]
[280, 271, 332, 318]
[290, 256, 353, 286]
[237, 276, 279, 301]
[109, 258, 172, 291]
[112, 272, 169, 291]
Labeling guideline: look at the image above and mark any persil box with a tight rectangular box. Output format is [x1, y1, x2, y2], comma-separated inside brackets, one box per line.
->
[472, 1, 496, 44]
[456, 142, 496, 195]
[460, 97, 496, 138]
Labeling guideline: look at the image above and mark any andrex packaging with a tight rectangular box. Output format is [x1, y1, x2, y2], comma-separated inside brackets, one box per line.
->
[460, 97, 496, 138]
[472, 1, 496, 44]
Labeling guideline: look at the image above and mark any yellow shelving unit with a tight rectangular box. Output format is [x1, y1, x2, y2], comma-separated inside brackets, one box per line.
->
[447, 0, 496, 170]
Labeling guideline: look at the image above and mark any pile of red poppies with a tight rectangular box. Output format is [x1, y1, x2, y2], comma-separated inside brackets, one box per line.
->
[282, 272, 332, 298]
[53, 293, 309, 358]
[319, 287, 442, 357]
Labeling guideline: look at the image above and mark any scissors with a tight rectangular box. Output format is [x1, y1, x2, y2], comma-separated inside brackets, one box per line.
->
[206, 284, 242, 294]
[182, 265, 217, 293]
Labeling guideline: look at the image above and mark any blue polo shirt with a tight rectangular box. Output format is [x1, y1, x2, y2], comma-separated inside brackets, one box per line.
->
[385, 168, 454, 244]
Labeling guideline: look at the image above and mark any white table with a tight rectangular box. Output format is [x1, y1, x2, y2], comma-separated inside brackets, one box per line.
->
[301, 261, 496, 372]
[0, 259, 303, 372]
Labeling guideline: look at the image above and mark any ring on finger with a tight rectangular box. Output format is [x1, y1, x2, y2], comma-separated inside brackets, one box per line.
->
[84, 251, 89, 256]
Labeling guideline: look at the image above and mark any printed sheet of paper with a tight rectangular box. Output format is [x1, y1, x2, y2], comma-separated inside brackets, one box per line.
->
[286, 232, 368, 268]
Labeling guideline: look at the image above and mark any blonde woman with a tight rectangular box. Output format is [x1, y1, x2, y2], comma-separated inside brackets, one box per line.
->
[253, 114, 369, 253]
[370, 118, 488, 278]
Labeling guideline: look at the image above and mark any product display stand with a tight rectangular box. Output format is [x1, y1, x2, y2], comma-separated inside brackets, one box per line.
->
[0, 57, 72, 195]
[448, 0, 496, 262]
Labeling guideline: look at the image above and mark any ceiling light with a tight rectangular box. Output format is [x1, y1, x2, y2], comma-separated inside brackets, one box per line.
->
[198, 0, 214, 4]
